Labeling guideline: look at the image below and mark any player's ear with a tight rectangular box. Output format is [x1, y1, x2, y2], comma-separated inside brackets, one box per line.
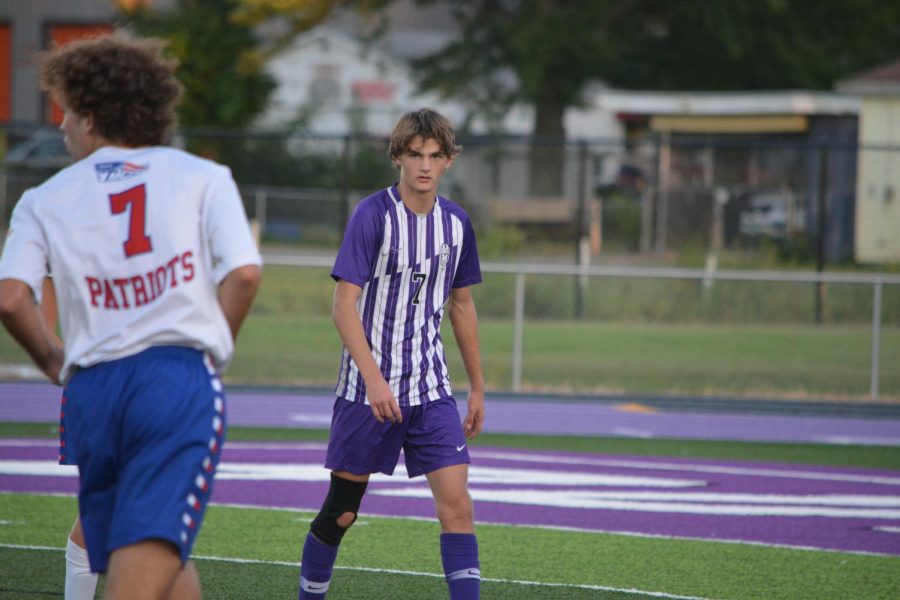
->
[83, 112, 96, 134]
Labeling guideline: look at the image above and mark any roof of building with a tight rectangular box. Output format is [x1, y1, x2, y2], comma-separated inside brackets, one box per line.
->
[836, 57, 900, 94]
[590, 89, 859, 116]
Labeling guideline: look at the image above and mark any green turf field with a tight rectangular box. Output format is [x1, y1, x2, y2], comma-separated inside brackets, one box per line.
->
[2, 424, 899, 599]
[2, 493, 899, 600]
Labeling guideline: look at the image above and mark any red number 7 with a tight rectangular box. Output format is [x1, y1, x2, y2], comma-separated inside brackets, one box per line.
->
[110, 184, 153, 257]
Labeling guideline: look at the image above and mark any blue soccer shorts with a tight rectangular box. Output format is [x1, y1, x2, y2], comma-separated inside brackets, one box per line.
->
[325, 395, 470, 477]
[59, 389, 75, 465]
[64, 346, 226, 573]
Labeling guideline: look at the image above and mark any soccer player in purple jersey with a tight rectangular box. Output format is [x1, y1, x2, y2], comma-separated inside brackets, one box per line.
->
[0, 34, 262, 599]
[297, 108, 485, 600]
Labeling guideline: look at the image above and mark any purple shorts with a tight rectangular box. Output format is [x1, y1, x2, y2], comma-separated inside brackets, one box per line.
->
[325, 395, 470, 477]
[65, 346, 226, 573]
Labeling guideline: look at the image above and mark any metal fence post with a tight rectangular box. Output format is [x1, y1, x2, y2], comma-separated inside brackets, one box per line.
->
[340, 135, 351, 231]
[655, 132, 671, 253]
[870, 277, 883, 400]
[814, 145, 828, 325]
[254, 187, 267, 240]
[574, 140, 588, 319]
[512, 271, 526, 392]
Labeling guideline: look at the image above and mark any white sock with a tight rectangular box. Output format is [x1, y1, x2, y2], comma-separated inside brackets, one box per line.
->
[65, 537, 98, 600]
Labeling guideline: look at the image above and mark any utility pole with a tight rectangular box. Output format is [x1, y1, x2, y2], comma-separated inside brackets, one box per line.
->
[814, 146, 828, 325]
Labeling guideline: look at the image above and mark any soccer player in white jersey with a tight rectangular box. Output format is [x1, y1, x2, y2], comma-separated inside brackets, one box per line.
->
[297, 108, 485, 600]
[0, 34, 262, 599]
[36, 277, 97, 600]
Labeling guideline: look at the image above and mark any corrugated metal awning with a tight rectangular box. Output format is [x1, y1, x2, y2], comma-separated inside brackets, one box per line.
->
[650, 114, 809, 133]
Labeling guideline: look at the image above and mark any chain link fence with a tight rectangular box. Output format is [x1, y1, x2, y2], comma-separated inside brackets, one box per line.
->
[1, 123, 898, 398]
[2, 122, 896, 265]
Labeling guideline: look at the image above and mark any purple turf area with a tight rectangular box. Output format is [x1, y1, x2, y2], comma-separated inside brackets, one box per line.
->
[2, 381, 899, 555]
[2, 438, 899, 556]
[2, 381, 900, 446]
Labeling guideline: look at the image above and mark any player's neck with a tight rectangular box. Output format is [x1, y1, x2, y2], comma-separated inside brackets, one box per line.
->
[79, 137, 144, 160]
[396, 183, 436, 215]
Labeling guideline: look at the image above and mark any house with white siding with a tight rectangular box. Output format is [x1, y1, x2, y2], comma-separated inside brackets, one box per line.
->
[838, 58, 900, 264]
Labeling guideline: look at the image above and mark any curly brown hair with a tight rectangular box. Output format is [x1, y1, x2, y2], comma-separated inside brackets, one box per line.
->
[40, 32, 183, 147]
[389, 108, 462, 166]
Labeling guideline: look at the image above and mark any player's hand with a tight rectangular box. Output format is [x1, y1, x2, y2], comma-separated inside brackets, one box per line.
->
[462, 389, 484, 440]
[368, 378, 402, 424]
[40, 339, 64, 386]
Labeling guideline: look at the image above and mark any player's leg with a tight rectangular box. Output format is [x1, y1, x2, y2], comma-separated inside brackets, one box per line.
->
[406, 397, 480, 599]
[65, 518, 99, 600]
[167, 560, 201, 600]
[61, 389, 99, 600]
[426, 463, 474, 532]
[426, 464, 481, 600]
[299, 471, 369, 599]
[299, 398, 408, 599]
[68, 348, 225, 600]
[103, 539, 186, 600]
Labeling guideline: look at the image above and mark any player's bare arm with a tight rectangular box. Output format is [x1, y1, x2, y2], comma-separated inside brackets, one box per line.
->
[449, 286, 485, 439]
[0, 279, 64, 384]
[332, 279, 402, 424]
[40, 277, 59, 335]
[38, 277, 64, 351]
[217, 264, 263, 340]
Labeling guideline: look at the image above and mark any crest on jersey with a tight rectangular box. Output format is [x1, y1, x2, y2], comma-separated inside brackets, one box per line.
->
[439, 243, 450, 267]
[95, 161, 148, 183]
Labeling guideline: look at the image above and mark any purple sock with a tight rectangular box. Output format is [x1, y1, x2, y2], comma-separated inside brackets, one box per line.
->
[298, 532, 339, 599]
[440, 533, 481, 600]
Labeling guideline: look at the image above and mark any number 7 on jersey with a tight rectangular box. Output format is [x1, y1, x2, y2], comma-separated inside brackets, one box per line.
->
[110, 184, 153, 258]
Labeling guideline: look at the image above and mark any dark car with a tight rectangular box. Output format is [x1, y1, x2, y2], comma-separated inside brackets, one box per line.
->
[4, 130, 72, 174]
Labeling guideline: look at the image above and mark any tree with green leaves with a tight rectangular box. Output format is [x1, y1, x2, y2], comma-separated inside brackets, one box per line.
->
[120, 0, 278, 129]
[119, 0, 389, 129]
[408, 0, 900, 197]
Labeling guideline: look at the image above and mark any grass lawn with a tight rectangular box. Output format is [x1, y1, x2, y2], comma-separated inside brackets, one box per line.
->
[1, 263, 898, 399]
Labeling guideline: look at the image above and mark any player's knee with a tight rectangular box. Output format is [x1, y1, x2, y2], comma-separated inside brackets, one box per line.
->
[436, 494, 473, 527]
[335, 511, 356, 529]
[310, 474, 368, 546]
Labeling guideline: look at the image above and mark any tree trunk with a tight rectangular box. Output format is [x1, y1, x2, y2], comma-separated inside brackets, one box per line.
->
[528, 100, 566, 198]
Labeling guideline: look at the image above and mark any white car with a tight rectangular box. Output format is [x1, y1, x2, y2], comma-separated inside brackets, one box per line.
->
[738, 190, 805, 238]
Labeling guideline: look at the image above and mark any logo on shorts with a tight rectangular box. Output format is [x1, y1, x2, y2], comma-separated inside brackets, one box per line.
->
[456, 444, 466, 452]
[95, 161, 149, 183]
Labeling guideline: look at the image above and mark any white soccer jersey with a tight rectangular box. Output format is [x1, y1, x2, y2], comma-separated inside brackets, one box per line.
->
[331, 185, 482, 407]
[0, 145, 262, 382]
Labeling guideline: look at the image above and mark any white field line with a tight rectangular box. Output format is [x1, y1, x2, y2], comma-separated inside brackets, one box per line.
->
[2, 492, 897, 558]
[472, 450, 900, 486]
[0, 439, 331, 451]
[0, 543, 720, 600]
[5, 438, 897, 486]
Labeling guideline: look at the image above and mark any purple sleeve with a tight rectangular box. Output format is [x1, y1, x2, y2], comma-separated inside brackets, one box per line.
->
[452, 216, 482, 289]
[331, 198, 384, 287]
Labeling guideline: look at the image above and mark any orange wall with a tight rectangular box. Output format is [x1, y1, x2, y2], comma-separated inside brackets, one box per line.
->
[0, 24, 10, 122]
[47, 24, 113, 124]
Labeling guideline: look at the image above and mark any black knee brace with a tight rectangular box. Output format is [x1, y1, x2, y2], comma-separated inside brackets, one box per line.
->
[310, 473, 368, 546]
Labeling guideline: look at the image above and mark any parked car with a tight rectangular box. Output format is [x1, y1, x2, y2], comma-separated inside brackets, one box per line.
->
[595, 162, 649, 200]
[738, 189, 805, 238]
[4, 130, 72, 174]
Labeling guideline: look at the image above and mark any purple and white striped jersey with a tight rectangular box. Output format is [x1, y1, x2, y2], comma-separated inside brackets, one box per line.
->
[331, 185, 482, 407]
